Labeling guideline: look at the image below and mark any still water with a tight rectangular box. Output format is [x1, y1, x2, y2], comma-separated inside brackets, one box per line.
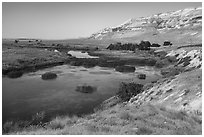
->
[67, 50, 99, 58]
[3, 64, 161, 123]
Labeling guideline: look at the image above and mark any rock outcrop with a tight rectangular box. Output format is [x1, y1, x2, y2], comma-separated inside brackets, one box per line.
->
[89, 7, 202, 45]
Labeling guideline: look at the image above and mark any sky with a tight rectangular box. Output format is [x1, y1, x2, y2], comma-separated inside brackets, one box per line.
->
[2, 2, 202, 39]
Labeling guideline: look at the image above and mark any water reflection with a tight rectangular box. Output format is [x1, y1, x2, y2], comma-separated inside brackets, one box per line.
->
[68, 50, 99, 58]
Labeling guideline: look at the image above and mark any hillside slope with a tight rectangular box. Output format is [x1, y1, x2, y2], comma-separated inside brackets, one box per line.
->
[89, 7, 202, 45]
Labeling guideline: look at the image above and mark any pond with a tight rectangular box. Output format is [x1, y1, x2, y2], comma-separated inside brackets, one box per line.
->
[2, 65, 161, 123]
[68, 50, 99, 58]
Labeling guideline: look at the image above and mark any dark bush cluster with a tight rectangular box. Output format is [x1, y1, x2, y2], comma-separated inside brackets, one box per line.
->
[107, 40, 172, 51]
[138, 41, 151, 50]
[163, 41, 172, 46]
[107, 41, 159, 51]
[117, 82, 143, 101]
[151, 43, 161, 47]
[107, 42, 138, 51]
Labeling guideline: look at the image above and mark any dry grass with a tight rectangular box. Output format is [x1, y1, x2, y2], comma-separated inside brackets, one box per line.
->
[8, 103, 202, 135]
[2, 45, 69, 74]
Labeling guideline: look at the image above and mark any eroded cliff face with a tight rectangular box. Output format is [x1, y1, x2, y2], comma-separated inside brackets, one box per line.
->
[128, 47, 202, 115]
[89, 7, 202, 45]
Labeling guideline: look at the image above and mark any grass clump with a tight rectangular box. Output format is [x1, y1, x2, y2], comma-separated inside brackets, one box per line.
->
[117, 82, 143, 102]
[46, 117, 66, 130]
[30, 111, 46, 125]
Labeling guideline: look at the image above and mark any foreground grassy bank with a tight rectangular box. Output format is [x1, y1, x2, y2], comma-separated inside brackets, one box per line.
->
[4, 103, 201, 135]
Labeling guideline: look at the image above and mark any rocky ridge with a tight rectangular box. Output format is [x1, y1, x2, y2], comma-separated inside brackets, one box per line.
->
[89, 7, 202, 44]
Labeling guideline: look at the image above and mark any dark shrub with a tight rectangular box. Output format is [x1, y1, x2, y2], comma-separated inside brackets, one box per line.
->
[107, 42, 138, 51]
[7, 71, 23, 78]
[163, 41, 172, 46]
[76, 84, 97, 93]
[41, 72, 57, 80]
[151, 43, 161, 47]
[14, 40, 19, 43]
[115, 66, 135, 73]
[138, 74, 146, 79]
[138, 41, 151, 50]
[117, 82, 143, 101]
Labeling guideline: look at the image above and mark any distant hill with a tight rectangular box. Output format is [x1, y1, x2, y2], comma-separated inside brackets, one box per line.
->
[89, 7, 202, 45]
